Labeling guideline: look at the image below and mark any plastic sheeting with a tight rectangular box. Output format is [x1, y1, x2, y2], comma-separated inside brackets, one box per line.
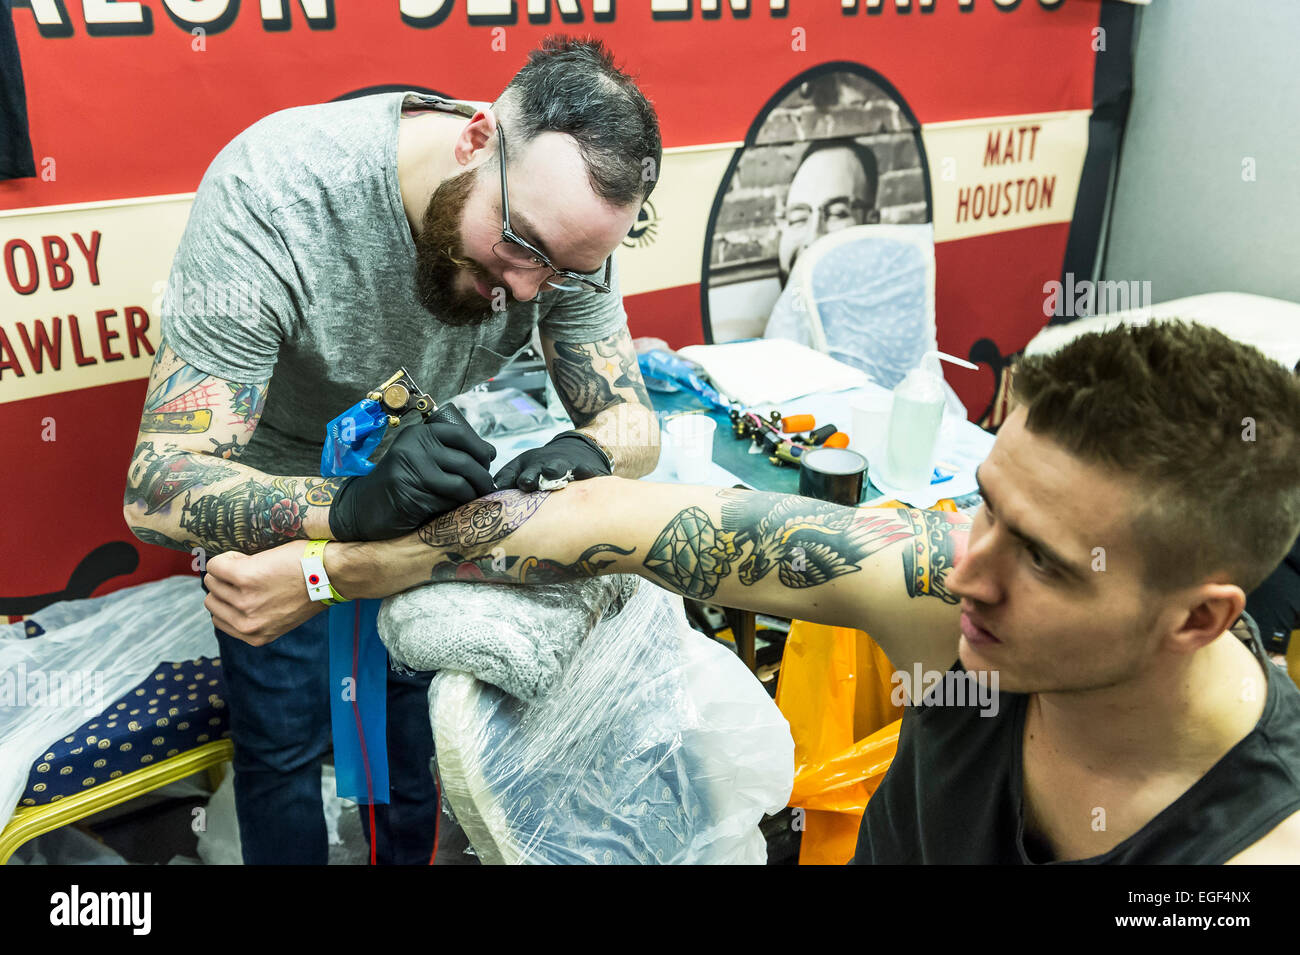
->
[379, 575, 636, 701]
[427, 580, 794, 864]
[0, 575, 219, 834]
[764, 223, 937, 391]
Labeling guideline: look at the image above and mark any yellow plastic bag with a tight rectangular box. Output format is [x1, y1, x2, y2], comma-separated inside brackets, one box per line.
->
[773, 498, 958, 864]
[775, 622, 903, 865]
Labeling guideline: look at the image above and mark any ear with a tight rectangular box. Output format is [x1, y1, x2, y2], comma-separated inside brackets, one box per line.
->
[453, 110, 499, 167]
[1167, 582, 1247, 654]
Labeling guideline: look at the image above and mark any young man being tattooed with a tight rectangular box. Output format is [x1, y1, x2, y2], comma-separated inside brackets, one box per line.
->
[206, 322, 1300, 865]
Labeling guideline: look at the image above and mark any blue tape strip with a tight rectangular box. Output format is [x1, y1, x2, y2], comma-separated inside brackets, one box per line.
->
[327, 599, 389, 804]
[321, 395, 393, 805]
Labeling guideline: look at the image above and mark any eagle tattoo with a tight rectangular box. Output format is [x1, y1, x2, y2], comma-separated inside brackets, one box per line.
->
[643, 492, 914, 600]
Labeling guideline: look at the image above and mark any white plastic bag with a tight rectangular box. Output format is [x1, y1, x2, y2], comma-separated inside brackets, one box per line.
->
[0, 575, 219, 833]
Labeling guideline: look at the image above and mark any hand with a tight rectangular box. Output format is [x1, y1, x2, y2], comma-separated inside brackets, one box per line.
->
[329, 418, 497, 541]
[493, 432, 612, 491]
[204, 541, 324, 646]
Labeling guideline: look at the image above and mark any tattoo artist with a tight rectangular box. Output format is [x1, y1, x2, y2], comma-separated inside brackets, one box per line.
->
[122, 38, 662, 864]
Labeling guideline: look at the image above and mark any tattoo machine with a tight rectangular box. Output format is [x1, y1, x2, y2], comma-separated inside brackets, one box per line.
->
[368, 367, 474, 431]
[321, 367, 472, 478]
[729, 409, 803, 467]
[728, 410, 849, 467]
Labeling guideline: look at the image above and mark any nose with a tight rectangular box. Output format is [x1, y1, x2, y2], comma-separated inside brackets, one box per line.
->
[814, 209, 831, 238]
[501, 267, 551, 304]
[945, 521, 1002, 608]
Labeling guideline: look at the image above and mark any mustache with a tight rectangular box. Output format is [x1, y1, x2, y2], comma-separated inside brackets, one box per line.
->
[446, 249, 500, 289]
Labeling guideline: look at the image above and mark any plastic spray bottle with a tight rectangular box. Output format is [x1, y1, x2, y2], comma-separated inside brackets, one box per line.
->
[883, 350, 977, 489]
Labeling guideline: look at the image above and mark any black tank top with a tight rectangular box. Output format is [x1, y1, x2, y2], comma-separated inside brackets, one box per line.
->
[853, 614, 1300, 864]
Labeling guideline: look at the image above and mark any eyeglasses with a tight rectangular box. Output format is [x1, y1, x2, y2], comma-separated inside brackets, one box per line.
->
[782, 197, 877, 232]
[493, 123, 613, 294]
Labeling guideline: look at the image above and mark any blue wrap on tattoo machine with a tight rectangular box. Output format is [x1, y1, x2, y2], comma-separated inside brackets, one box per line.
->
[320, 397, 389, 477]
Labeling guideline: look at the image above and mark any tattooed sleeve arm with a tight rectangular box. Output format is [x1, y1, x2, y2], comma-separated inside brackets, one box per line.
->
[540, 326, 661, 477]
[122, 339, 342, 556]
[326, 476, 969, 674]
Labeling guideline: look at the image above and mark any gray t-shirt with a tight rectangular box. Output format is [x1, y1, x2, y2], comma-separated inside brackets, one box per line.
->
[162, 92, 627, 476]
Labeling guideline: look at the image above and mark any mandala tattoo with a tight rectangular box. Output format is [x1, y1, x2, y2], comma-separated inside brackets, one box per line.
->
[642, 491, 915, 600]
[417, 489, 551, 549]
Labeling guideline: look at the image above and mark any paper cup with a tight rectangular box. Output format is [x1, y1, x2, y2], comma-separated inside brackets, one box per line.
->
[666, 414, 717, 484]
[850, 392, 892, 456]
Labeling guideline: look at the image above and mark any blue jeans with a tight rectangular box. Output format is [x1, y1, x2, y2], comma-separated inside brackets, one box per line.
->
[204, 574, 439, 864]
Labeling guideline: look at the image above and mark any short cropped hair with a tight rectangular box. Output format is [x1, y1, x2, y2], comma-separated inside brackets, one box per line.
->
[1011, 321, 1300, 594]
[495, 35, 662, 206]
[797, 139, 879, 205]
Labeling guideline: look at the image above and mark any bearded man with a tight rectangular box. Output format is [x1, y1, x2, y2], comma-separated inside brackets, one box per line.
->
[123, 36, 661, 864]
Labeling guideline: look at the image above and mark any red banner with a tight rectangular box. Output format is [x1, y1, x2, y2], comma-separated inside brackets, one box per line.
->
[1, 0, 1105, 607]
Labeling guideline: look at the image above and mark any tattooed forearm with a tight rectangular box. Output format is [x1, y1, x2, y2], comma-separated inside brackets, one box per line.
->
[127, 339, 333, 554]
[417, 489, 552, 549]
[125, 440, 343, 554]
[322, 477, 968, 633]
[643, 489, 915, 599]
[430, 543, 635, 584]
[176, 476, 311, 554]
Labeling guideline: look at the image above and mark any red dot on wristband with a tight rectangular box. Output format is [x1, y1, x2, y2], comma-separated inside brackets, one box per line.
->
[309, 574, 320, 585]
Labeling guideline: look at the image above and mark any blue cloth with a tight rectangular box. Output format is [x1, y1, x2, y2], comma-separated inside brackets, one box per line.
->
[205, 584, 440, 864]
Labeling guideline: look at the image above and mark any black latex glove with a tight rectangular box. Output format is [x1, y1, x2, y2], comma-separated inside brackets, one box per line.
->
[328, 419, 497, 541]
[493, 431, 612, 492]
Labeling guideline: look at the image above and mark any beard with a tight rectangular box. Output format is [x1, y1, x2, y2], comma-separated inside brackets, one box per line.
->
[412, 167, 504, 327]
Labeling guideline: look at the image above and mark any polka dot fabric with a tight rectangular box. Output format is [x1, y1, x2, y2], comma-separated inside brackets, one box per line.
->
[20, 658, 230, 807]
